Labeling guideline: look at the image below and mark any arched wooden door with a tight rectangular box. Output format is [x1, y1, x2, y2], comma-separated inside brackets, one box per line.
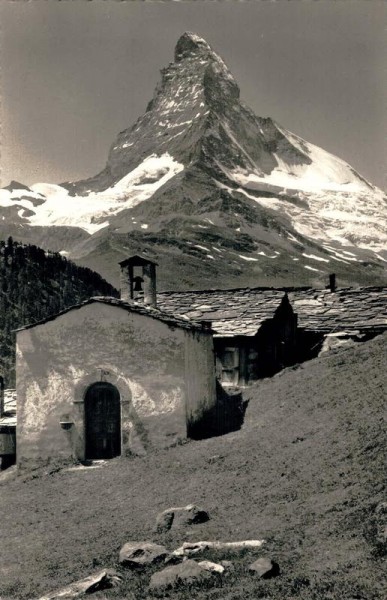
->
[85, 382, 121, 459]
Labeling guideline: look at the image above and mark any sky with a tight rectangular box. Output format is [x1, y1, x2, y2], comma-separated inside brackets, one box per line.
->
[1, 0, 386, 191]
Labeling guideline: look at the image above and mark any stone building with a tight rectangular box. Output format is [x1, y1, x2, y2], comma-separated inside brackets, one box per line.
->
[15, 257, 216, 469]
[158, 290, 299, 387]
[157, 282, 387, 386]
[8, 255, 387, 470]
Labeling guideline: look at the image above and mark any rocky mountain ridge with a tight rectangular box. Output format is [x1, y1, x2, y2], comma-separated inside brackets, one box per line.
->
[1, 32, 386, 289]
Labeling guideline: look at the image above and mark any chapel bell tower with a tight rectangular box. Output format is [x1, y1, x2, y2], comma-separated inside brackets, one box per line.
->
[119, 255, 158, 308]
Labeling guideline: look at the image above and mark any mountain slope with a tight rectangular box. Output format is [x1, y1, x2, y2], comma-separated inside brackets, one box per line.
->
[1, 33, 386, 289]
[0, 334, 386, 599]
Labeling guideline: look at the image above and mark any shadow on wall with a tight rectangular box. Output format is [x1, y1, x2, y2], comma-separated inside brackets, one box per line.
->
[296, 330, 325, 363]
[188, 381, 248, 440]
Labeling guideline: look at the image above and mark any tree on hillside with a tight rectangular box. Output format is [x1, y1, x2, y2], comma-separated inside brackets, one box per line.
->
[0, 239, 118, 386]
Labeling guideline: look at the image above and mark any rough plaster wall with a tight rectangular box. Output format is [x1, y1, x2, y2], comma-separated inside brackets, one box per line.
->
[184, 331, 217, 427]
[16, 303, 199, 466]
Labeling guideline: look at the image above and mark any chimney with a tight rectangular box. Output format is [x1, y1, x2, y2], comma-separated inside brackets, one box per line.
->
[118, 255, 158, 307]
[329, 273, 336, 293]
[200, 320, 212, 332]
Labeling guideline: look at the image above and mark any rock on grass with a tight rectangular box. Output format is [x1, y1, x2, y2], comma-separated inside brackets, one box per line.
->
[149, 559, 216, 594]
[155, 504, 210, 532]
[248, 557, 280, 578]
[119, 542, 168, 568]
[37, 569, 122, 599]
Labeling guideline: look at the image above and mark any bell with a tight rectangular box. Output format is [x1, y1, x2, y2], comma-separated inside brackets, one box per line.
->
[133, 276, 144, 292]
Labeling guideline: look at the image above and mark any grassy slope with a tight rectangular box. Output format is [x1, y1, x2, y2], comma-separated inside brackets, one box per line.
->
[0, 335, 386, 599]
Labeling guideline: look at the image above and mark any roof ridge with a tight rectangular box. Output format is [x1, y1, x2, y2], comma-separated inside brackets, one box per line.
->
[158, 286, 313, 295]
[15, 296, 211, 333]
[158, 285, 387, 295]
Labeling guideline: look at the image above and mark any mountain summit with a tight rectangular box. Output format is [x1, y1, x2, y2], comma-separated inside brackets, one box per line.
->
[66, 31, 374, 198]
[64, 31, 243, 194]
[1, 33, 386, 288]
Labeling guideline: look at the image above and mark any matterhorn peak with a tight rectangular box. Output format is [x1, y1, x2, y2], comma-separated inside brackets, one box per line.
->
[62, 32, 382, 202]
[173, 32, 239, 101]
[2, 32, 386, 289]
[174, 32, 214, 62]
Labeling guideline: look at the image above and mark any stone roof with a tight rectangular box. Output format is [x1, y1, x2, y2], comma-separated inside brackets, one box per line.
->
[15, 297, 209, 334]
[157, 286, 387, 337]
[14, 288, 387, 338]
[291, 287, 387, 335]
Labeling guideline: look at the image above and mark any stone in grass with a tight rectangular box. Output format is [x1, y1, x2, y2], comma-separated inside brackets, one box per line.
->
[149, 559, 215, 594]
[172, 539, 266, 557]
[249, 557, 280, 579]
[155, 504, 210, 533]
[119, 541, 169, 569]
[198, 560, 225, 574]
[37, 569, 122, 599]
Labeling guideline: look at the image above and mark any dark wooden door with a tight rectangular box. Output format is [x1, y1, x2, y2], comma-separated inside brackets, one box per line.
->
[85, 382, 121, 459]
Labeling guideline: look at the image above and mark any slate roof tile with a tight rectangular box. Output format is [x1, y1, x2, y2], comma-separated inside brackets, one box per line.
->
[157, 286, 387, 337]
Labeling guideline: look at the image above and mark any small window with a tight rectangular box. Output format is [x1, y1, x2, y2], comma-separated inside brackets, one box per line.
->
[217, 347, 240, 386]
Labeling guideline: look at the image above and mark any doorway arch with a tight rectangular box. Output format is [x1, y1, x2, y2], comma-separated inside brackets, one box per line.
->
[85, 382, 121, 459]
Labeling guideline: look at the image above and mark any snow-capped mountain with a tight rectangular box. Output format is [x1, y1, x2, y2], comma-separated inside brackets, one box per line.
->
[0, 157, 183, 234]
[1, 32, 386, 289]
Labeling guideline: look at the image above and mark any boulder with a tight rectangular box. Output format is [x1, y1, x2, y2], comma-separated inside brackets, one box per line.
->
[37, 569, 122, 599]
[155, 504, 210, 532]
[172, 539, 266, 557]
[149, 559, 214, 594]
[198, 560, 225, 574]
[248, 557, 280, 579]
[119, 541, 168, 568]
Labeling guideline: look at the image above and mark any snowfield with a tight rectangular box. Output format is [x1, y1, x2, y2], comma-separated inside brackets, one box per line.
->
[228, 148, 371, 194]
[210, 121, 387, 255]
[211, 123, 387, 256]
[0, 154, 183, 234]
[216, 168, 387, 256]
